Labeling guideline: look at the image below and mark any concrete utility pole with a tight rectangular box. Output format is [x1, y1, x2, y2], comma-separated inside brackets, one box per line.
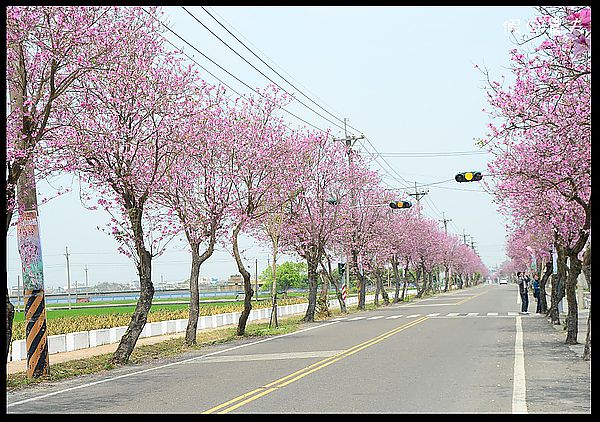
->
[11, 57, 49, 376]
[65, 246, 72, 310]
[439, 212, 452, 235]
[16, 160, 50, 378]
[84, 264, 89, 297]
[408, 182, 428, 214]
[333, 118, 365, 300]
[439, 213, 452, 290]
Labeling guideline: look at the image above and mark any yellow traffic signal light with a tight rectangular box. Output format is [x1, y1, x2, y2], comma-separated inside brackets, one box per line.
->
[389, 201, 412, 209]
[455, 171, 482, 182]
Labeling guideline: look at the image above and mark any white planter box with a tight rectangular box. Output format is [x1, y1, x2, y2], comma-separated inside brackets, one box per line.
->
[66, 331, 90, 351]
[10, 340, 26, 362]
[89, 329, 111, 347]
[109, 326, 128, 343]
[48, 334, 67, 355]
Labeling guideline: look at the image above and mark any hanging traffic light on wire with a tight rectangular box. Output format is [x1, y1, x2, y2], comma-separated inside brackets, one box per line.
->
[455, 171, 483, 183]
[389, 200, 412, 209]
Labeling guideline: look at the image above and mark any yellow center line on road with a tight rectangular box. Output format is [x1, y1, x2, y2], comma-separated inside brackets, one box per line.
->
[202, 316, 429, 414]
[454, 289, 489, 306]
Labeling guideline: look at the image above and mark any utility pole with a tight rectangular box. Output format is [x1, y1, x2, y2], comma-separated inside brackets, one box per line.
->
[439, 212, 452, 235]
[462, 230, 469, 246]
[65, 246, 72, 310]
[333, 118, 365, 308]
[16, 161, 50, 377]
[439, 213, 452, 290]
[84, 264, 89, 298]
[470, 239, 479, 256]
[13, 70, 49, 377]
[408, 182, 428, 214]
[255, 258, 258, 302]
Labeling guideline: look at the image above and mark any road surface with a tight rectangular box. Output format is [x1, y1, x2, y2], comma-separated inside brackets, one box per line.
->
[6, 284, 591, 413]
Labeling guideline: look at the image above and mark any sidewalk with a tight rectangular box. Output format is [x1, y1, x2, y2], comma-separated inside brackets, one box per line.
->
[552, 306, 591, 360]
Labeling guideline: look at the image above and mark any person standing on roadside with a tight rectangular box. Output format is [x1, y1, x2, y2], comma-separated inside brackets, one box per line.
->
[532, 273, 542, 313]
[517, 272, 529, 314]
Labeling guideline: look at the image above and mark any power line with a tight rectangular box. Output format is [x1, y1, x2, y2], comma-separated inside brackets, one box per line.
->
[158, 7, 455, 206]
[371, 150, 488, 157]
[181, 6, 348, 134]
[197, 6, 348, 129]
[204, 7, 346, 120]
[143, 8, 334, 137]
[173, 7, 428, 196]
[359, 137, 415, 190]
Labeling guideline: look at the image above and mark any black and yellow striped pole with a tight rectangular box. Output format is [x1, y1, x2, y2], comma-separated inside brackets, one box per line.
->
[23, 289, 49, 377]
[16, 161, 49, 378]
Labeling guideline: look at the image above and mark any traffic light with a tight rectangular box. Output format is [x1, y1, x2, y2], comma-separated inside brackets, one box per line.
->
[338, 263, 345, 274]
[389, 200, 412, 209]
[455, 171, 483, 182]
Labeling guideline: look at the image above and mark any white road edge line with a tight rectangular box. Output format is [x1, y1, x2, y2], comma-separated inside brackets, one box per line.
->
[7, 320, 341, 408]
[512, 315, 528, 414]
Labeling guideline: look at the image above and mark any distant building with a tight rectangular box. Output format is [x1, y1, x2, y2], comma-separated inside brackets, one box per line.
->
[223, 274, 263, 292]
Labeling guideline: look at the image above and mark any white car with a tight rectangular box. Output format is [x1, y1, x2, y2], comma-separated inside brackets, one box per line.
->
[499, 278, 508, 285]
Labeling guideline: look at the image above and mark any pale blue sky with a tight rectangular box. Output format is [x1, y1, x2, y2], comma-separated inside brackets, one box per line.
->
[6, 6, 541, 289]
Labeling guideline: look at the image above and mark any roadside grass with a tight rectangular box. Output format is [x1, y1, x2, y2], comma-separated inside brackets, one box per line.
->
[7, 294, 418, 391]
[6, 314, 305, 391]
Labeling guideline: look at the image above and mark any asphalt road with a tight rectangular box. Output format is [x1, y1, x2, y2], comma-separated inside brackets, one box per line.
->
[6, 284, 591, 414]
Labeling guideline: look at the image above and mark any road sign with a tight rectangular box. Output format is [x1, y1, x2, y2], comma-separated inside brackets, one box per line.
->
[341, 284, 347, 301]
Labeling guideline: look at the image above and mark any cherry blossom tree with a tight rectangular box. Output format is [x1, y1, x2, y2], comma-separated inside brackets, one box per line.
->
[153, 84, 233, 345]
[57, 6, 201, 363]
[480, 6, 590, 347]
[277, 131, 352, 321]
[5, 5, 154, 360]
[226, 85, 301, 336]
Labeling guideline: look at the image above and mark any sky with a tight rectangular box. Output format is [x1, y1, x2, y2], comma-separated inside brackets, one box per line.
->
[6, 5, 543, 290]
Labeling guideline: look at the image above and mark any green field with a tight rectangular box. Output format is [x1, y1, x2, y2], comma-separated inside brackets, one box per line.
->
[11, 291, 313, 322]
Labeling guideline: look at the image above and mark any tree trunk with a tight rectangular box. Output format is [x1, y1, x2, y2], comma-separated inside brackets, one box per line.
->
[269, 244, 279, 328]
[316, 270, 331, 318]
[400, 262, 410, 301]
[565, 251, 583, 344]
[6, 291, 15, 362]
[539, 260, 552, 314]
[185, 243, 201, 345]
[111, 206, 154, 365]
[185, 234, 216, 346]
[416, 265, 427, 298]
[583, 305, 591, 361]
[581, 241, 591, 289]
[392, 257, 401, 303]
[443, 266, 450, 293]
[375, 270, 389, 305]
[352, 251, 366, 310]
[582, 241, 591, 361]
[320, 257, 346, 313]
[334, 265, 348, 314]
[303, 251, 319, 322]
[232, 223, 253, 336]
[548, 244, 567, 325]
